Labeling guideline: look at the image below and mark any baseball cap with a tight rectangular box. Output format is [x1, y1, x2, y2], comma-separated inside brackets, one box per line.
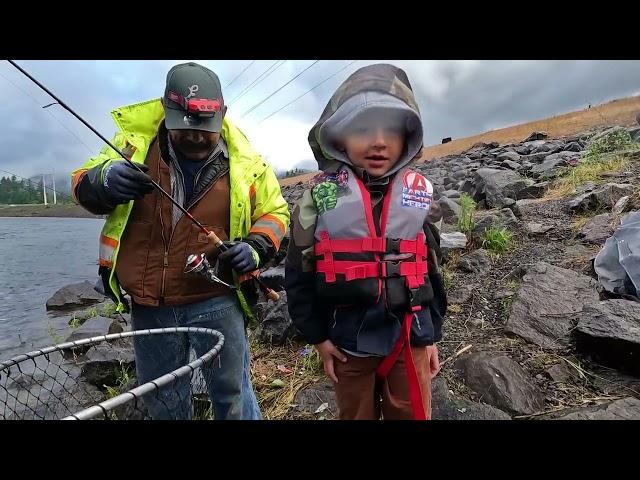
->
[163, 62, 225, 133]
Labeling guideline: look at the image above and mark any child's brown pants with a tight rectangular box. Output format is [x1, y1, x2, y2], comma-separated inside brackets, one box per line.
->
[332, 346, 433, 420]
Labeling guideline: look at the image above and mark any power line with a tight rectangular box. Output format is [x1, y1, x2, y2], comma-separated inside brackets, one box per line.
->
[257, 60, 358, 125]
[0, 69, 95, 155]
[223, 60, 256, 90]
[227, 60, 284, 105]
[0, 168, 73, 199]
[239, 60, 320, 119]
[227, 60, 286, 106]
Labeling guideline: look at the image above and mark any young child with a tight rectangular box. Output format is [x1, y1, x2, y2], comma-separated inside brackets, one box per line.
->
[285, 64, 447, 420]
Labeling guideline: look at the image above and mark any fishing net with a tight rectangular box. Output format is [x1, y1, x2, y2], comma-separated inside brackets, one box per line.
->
[0, 327, 224, 420]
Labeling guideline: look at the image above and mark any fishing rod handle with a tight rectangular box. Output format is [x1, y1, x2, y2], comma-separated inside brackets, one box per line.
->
[207, 231, 280, 301]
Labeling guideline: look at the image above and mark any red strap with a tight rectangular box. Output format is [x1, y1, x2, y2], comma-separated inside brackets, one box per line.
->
[315, 232, 428, 288]
[400, 233, 427, 290]
[315, 234, 428, 257]
[400, 234, 427, 256]
[317, 259, 428, 282]
[318, 231, 336, 282]
[317, 260, 378, 281]
[362, 237, 386, 252]
[380, 180, 394, 237]
[399, 261, 428, 277]
[416, 233, 427, 258]
[399, 239, 418, 254]
[406, 275, 422, 289]
[354, 175, 378, 238]
[376, 312, 428, 420]
[315, 237, 386, 255]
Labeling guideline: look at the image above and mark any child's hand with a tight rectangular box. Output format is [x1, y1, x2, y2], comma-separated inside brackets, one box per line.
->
[427, 345, 440, 378]
[314, 340, 347, 383]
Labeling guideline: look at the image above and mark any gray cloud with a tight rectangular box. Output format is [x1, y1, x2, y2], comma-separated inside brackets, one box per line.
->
[1, 60, 638, 182]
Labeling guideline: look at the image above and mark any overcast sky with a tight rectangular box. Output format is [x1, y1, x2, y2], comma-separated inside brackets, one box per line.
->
[1, 60, 639, 189]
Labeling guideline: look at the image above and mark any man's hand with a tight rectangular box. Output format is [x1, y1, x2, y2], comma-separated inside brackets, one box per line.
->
[314, 339, 347, 383]
[103, 161, 153, 203]
[219, 241, 258, 274]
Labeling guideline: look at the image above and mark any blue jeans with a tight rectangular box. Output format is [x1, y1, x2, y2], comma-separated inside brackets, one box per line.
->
[130, 294, 261, 420]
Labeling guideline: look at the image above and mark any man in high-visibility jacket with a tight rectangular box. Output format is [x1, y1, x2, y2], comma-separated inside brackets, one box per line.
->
[71, 62, 290, 420]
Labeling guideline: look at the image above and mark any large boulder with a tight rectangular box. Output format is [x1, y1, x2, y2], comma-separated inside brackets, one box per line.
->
[439, 197, 462, 223]
[440, 232, 468, 259]
[523, 132, 549, 142]
[530, 151, 579, 179]
[257, 292, 298, 345]
[293, 380, 338, 419]
[574, 300, 640, 376]
[473, 208, 519, 236]
[46, 281, 106, 311]
[431, 377, 511, 420]
[578, 213, 618, 245]
[554, 398, 640, 420]
[569, 183, 635, 213]
[79, 343, 136, 388]
[454, 353, 544, 416]
[505, 262, 600, 350]
[473, 168, 535, 208]
[458, 249, 491, 274]
[65, 316, 118, 343]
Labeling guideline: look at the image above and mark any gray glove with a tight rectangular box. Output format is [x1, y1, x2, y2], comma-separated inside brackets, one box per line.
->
[218, 241, 258, 274]
[103, 161, 154, 203]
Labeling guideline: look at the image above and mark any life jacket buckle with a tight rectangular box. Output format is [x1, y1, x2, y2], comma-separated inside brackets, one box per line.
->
[381, 260, 401, 278]
[386, 237, 402, 254]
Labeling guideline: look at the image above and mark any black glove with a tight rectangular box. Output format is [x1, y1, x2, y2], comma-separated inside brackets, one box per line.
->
[218, 241, 258, 274]
[103, 161, 154, 204]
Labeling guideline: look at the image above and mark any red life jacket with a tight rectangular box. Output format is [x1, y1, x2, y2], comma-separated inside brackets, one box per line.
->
[313, 166, 435, 419]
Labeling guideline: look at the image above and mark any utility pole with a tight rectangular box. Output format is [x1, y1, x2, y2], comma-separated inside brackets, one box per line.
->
[51, 172, 57, 204]
[42, 174, 47, 205]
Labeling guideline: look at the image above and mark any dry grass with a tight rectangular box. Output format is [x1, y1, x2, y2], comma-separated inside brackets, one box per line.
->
[442, 265, 456, 290]
[559, 243, 602, 273]
[279, 95, 640, 187]
[248, 333, 324, 420]
[544, 155, 629, 199]
[571, 213, 597, 232]
[448, 304, 463, 314]
[420, 95, 640, 161]
[545, 128, 640, 199]
[628, 185, 640, 210]
[447, 249, 463, 267]
[442, 249, 462, 291]
[506, 279, 521, 291]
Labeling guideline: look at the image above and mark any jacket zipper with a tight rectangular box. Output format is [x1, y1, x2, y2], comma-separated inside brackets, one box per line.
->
[158, 160, 169, 299]
[160, 151, 228, 298]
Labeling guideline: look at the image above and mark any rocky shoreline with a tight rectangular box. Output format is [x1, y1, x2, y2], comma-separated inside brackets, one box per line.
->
[4, 122, 640, 420]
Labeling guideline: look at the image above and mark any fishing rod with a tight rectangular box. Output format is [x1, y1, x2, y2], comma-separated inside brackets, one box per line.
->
[8, 59, 279, 301]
